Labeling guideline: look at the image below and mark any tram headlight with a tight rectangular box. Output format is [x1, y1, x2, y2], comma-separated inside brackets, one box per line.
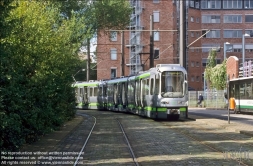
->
[167, 109, 180, 114]
[161, 101, 169, 104]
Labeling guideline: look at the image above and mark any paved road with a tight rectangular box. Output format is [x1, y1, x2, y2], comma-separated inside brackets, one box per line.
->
[6, 109, 253, 166]
[188, 108, 253, 126]
[75, 110, 253, 166]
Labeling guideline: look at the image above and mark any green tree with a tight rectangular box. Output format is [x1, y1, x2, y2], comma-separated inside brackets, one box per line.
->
[0, 0, 86, 151]
[0, 0, 132, 152]
[204, 49, 227, 90]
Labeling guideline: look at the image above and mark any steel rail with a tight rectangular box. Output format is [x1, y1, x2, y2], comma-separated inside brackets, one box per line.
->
[116, 118, 139, 166]
[73, 114, 96, 166]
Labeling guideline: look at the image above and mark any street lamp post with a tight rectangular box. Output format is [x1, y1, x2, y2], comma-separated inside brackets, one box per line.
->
[242, 33, 250, 67]
[223, 42, 230, 61]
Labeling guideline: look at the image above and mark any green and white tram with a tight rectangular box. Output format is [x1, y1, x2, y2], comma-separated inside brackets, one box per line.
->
[72, 80, 100, 109]
[229, 76, 253, 112]
[73, 64, 188, 120]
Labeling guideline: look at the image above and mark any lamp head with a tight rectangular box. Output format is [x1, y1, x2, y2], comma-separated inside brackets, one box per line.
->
[244, 33, 250, 37]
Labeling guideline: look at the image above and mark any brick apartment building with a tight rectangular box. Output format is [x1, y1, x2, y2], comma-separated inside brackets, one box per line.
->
[96, 0, 253, 91]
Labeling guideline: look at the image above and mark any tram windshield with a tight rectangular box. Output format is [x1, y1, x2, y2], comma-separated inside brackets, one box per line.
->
[161, 71, 184, 98]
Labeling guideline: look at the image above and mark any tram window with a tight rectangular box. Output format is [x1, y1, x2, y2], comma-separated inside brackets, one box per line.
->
[150, 78, 154, 95]
[89, 87, 93, 96]
[104, 87, 107, 96]
[94, 87, 98, 96]
[142, 80, 146, 95]
[99, 87, 102, 96]
[246, 82, 253, 99]
[146, 79, 149, 95]
[122, 83, 125, 104]
[154, 78, 160, 95]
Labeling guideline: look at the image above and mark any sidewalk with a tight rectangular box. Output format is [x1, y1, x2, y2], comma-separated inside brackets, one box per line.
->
[188, 108, 253, 137]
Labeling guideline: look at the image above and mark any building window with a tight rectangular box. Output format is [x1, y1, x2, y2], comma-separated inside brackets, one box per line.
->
[202, 59, 208, 66]
[110, 49, 117, 60]
[234, 48, 242, 52]
[196, 17, 200, 23]
[245, 44, 253, 52]
[244, 0, 253, 9]
[224, 30, 242, 38]
[201, 0, 221, 9]
[224, 15, 242, 23]
[153, 11, 160, 22]
[196, 76, 200, 82]
[111, 68, 117, 78]
[154, 31, 159, 41]
[206, 30, 220, 38]
[245, 30, 253, 37]
[202, 15, 220, 23]
[191, 61, 195, 67]
[190, 0, 195, 7]
[223, 0, 242, 9]
[191, 16, 194, 22]
[191, 76, 195, 82]
[196, 32, 200, 37]
[110, 31, 117, 41]
[202, 44, 220, 52]
[190, 0, 200, 8]
[191, 32, 195, 37]
[245, 15, 253, 23]
[154, 49, 160, 59]
[196, 62, 200, 67]
[153, 0, 159, 3]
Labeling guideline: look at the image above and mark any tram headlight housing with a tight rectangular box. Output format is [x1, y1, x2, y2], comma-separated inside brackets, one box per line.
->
[161, 101, 169, 104]
[167, 109, 180, 114]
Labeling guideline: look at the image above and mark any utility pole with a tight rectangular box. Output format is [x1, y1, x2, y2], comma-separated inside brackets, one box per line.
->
[150, 14, 154, 68]
[121, 31, 125, 76]
[87, 38, 90, 81]
[179, 0, 186, 68]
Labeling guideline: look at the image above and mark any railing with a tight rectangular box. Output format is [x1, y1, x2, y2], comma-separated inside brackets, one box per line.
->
[188, 90, 227, 109]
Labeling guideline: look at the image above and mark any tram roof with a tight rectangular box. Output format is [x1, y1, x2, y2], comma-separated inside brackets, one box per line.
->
[230, 76, 253, 82]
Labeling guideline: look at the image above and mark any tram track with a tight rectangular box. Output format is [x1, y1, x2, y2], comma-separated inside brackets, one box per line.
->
[116, 118, 139, 166]
[161, 121, 253, 166]
[75, 110, 252, 165]
[74, 113, 96, 166]
[74, 111, 139, 166]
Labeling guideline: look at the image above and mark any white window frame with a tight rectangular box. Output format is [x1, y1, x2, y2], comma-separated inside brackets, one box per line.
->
[244, 0, 253, 8]
[201, 0, 221, 9]
[191, 76, 195, 82]
[245, 15, 253, 23]
[202, 15, 220, 23]
[110, 31, 117, 41]
[154, 49, 160, 59]
[111, 68, 117, 79]
[191, 32, 195, 37]
[154, 31, 159, 41]
[153, 11, 160, 22]
[223, 0, 242, 9]
[206, 30, 220, 38]
[191, 16, 194, 22]
[110, 48, 117, 60]
[196, 17, 200, 23]
[202, 44, 220, 52]
[153, 0, 159, 3]
[223, 15, 242, 23]
[223, 30, 242, 38]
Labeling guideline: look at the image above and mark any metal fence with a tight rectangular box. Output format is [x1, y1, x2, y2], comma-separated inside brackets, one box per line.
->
[188, 90, 227, 109]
